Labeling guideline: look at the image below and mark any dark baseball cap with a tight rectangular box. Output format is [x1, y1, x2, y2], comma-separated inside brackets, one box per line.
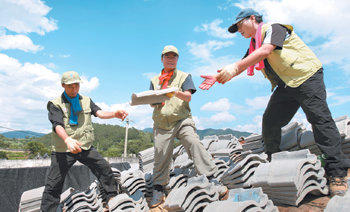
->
[228, 8, 261, 33]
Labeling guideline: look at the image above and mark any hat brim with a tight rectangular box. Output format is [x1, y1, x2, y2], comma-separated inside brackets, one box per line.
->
[162, 50, 179, 56]
[228, 24, 238, 33]
[228, 17, 245, 33]
[64, 79, 82, 85]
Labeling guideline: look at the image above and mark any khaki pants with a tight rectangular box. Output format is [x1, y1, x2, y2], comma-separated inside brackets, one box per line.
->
[152, 118, 217, 186]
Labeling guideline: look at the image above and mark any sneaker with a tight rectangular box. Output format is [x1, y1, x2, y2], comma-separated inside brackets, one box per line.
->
[149, 190, 166, 208]
[329, 176, 348, 197]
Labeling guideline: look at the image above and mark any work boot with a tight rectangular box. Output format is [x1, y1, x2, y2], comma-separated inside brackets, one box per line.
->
[149, 190, 166, 208]
[218, 185, 229, 200]
[329, 176, 348, 197]
[102, 201, 109, 212]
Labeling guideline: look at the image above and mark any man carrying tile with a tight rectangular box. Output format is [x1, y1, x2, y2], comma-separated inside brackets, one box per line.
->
[199, 8, 350, 197]
[41, 71, 128, 211]
[148, 45, 218, 207]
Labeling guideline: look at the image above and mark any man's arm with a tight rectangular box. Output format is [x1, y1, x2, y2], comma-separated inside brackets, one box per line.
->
[48, 102, 64, 132]
[174, 90, 192, 102]
[175, 74, 195, 102]
[89, 98, 127, 120]
[236, 43, 276, 75]
[95, 110, 128, 120]
[54, 125, 69, 141]
[216, 44, 276, 83]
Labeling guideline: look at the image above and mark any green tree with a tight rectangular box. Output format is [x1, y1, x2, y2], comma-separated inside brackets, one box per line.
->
[0, 140, 10, 148]
[104, 146, 123, 157]
[25, 141, 50, 158]
[0, 151, 8, 159]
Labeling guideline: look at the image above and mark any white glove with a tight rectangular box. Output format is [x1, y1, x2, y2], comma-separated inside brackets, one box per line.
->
[217, 63, 239, 84]
[64, 137, 82, 154]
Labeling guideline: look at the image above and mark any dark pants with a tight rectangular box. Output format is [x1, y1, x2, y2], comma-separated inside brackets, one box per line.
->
[40, 147, 118, 212]
[262, 68, 350, 177]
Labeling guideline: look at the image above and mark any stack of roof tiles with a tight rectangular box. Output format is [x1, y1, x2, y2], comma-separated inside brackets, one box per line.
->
[119, 169, 146, 195]
[18, 186, 45, 212]
[108, 191, 149, 212]
[220, 152, 268, 189]
[205, 134, 240, 158]
[22, 119, 350, 211]
[19, 186, 74, 212]
[240, 134, 265, 154]
[137, 147, 154, 173]
[278, 122, 321, 155]
[278, 115, 350, 156]
[250, 149, 329, 206]
[108, 169, 149, 211]
[203, 187, 278, 212]
[163, 175, 226, 212]
[165, 167, 191, 193]
[60, 182, 103, 211]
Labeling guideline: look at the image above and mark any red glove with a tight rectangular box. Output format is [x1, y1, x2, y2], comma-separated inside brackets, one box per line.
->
[199, 75, 217, 90]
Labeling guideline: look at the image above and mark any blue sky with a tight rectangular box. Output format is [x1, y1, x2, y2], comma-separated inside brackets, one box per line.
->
[1, 0, 350, 134]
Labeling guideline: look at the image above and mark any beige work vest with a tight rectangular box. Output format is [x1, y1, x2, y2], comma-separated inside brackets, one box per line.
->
[151, 69, 192, 130]
[260, 23, 322, 90]
[49, 95, 95, 152]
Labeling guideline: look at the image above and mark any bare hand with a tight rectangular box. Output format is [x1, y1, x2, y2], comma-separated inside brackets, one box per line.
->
[199, 75, 217, 90]
[64, 137, 82, 154]
[114, 110, 128, 121]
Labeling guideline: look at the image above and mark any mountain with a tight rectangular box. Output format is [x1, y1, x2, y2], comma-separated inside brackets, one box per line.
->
[143, 127, 252, 139]
[143, 128, 153, 133]
[196, 128, 252, 139]
[1, 131, 45, 139]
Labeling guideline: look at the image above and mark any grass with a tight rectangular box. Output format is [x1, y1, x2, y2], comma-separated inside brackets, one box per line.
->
[4, 151, 29, 160]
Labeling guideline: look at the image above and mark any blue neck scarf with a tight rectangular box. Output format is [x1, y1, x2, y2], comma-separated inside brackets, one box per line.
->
[64, 91, 82, 126]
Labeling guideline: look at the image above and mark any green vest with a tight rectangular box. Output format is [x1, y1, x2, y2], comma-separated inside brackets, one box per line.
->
[151, 69, 191, 130]
[260, 23, 322, 90]
[49, 95, 95, 152]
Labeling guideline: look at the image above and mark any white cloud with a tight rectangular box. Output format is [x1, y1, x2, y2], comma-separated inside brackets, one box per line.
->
[80, 76, 99, 94]
[46, 63, 56, 69]
[0, 34, 43, 52]
[186, 40, 233, 60]
[234, 111, 313, 134]
[59, 54, 71, 58]
[194, 19, 235, 39]
[290, 111, 311, 130]
[235, 0, 350, 72]
[192, 116, 204, 130]
[92, 102, 154, 130]
[330, 96, 350, 107]
[0, 0, 58, 35]
[142, 72, 158, 80]
[209, 111, 236, 123]
[235, 115, 262, 133]
[0, 53, 101, 133]
[245, 95, 270, 110]
[189, 54, 236, 76]
[0, 53, 60, 132]
[193, 111, 236, 130]
[201, 98, 231, 112]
